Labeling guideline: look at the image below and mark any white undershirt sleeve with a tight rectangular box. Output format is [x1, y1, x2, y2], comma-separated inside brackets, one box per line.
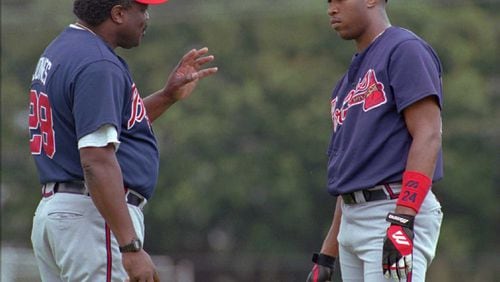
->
[78, 124, 120, 151]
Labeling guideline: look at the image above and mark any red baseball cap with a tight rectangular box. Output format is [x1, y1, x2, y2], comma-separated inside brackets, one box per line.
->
[135, 0, 168, 5]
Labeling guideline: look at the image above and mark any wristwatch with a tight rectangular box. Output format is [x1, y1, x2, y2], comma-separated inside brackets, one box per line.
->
[119, 238, 142, 253]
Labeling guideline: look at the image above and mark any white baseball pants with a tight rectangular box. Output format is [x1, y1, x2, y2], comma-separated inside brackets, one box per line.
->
[31, 192, 145, 281]
[338, 191, 443, 282]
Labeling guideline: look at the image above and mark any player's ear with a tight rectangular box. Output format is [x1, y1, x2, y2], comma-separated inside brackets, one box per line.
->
[366, 0, 379, 8]
[110, 5, 127, 24]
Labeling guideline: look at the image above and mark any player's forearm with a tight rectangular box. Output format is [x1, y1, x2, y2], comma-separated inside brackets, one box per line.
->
[397, 98, 442, 215]
[395, 134, 440, 216]
[143, 90, 178, 123]
[80, 145, 137, 246]
[320, 196, 343, 257]
[404, 133, 441, 178]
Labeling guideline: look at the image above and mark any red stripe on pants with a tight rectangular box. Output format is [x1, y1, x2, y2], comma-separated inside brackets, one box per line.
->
[105, 224, 112, 282]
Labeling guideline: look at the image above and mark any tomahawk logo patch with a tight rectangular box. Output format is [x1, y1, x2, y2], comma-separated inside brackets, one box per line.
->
[331, 69, 387, 131]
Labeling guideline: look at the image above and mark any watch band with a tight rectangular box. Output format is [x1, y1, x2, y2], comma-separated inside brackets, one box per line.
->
[119, 238, 142, 253]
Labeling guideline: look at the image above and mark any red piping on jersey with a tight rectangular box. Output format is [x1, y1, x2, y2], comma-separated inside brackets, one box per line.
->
[105, 224, 112, 282]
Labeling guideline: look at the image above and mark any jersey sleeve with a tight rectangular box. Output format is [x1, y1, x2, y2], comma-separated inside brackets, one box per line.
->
[388, 40, 443, 112]
[72, 60, 126, 139]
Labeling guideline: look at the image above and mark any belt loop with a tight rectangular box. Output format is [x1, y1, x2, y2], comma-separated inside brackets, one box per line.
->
[124, 187, 130, 203]
[124, 188, 147, 210]
[353, 191, 366, 204]
[137, 198, 147, 210]
[82, 182, 89, 195]
[42, 182, 56, 197]
[383, 184, 399, 199]
[341, 194, 356, 204]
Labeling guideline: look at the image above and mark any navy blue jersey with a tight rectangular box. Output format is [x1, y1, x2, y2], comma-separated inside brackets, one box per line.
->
[29, 26, 159, 199]
[327, 27, 444, 196]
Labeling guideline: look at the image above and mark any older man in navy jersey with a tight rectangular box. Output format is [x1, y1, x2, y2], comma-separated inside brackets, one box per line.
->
[29, 0, 217, 281]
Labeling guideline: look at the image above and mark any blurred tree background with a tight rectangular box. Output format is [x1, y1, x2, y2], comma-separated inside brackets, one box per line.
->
[1, 0, 499, 281]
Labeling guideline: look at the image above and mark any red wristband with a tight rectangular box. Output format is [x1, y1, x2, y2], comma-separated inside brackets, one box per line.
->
[396, 171, 432, 213]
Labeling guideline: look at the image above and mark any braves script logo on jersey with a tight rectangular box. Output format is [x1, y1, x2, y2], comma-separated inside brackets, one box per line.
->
[331, 69, 387, 132]
[127, 84, 150, 130]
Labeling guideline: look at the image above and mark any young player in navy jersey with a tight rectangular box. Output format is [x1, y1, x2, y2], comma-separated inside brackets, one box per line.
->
[29, 0, 217, 281]
[307, 1, 443, 282]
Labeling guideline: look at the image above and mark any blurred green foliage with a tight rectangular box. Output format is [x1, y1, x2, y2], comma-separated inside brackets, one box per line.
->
[1, 0, 499, 281]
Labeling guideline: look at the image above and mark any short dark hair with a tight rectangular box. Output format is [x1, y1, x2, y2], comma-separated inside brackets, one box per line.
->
[73, 0, 133, 26]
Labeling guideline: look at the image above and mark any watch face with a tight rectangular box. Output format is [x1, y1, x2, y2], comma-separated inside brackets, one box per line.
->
[133, 239, 141, 250]
[120, 238, 142, 252]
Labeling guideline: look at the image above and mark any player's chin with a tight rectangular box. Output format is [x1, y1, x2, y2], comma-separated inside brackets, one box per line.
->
[122, 38, 142, 49]
[335, 29, 355, 41]
[121, 43, 140, 49]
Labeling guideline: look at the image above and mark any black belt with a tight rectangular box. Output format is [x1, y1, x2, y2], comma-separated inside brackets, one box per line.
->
[341, 184, 400, 204]
[42, 182, 146, 208]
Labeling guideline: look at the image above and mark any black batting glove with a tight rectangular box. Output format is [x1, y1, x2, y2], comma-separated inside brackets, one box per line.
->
[306, 252, 336, 282]
[382, 212, 415, 281]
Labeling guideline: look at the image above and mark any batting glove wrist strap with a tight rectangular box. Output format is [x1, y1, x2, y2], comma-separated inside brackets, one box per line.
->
[396, 170, 432, 213]
[312, 252, 336, 269]
[386, 212, 415, 229]
[307, 253, 335, 282]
